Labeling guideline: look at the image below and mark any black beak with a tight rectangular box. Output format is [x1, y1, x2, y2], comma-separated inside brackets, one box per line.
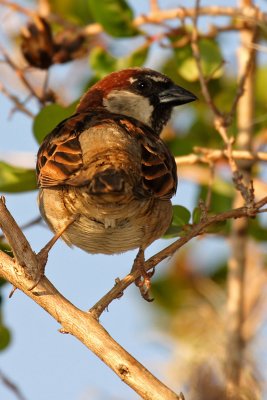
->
[159, 84, 197, 106]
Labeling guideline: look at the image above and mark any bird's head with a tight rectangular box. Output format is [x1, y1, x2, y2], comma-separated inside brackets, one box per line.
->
[77, 68, 197, 135]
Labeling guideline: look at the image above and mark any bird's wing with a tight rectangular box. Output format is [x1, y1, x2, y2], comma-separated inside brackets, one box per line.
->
[37, 113, 86, 187]
[37, 112, 177, 200]
[117, 118, 177, 200]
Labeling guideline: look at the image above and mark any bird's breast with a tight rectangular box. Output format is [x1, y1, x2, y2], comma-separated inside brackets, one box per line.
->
[38, 187, 172, 255]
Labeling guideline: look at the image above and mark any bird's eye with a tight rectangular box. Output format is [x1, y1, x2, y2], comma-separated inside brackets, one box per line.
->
[135, 79, 151, 92]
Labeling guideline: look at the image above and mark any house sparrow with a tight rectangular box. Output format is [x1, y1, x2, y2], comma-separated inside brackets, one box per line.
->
[37, 68, 196, 300]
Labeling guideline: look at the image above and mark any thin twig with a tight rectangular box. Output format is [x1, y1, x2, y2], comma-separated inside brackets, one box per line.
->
[191, 0, 239, 177]
[89, 196, 267, 319]
[227, 29, 257, 123]
[0, 45, 45, 105]
[82, 6, 266, 37]
[248, 41, 267, 53]
[0, 370, 27, 400]
[190, 2, 222, 118]
[150, 0, 159, 13]
[0, 0, 34, 16]
[0, 83, 34, 118]
[205, 162, 215, 210]
[174, 148, 267, 165]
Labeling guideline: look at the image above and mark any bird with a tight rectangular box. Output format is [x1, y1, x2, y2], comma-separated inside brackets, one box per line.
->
[36, 67, 197, 300]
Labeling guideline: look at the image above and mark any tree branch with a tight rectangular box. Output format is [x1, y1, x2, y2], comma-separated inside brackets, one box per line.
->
[226, 0, 257, 396]
[175, 148, 267, 166]
[89, 196, 267, 319]
[0, 197, 183, 400]
[1, 1, 265, 36]
[0, 83, 34, 118]
[0, 370, 27, 400]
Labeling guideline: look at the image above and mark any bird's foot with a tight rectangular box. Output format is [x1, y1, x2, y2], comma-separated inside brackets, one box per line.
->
[131, 248, 154, 302]
[29, 214, 80, 291]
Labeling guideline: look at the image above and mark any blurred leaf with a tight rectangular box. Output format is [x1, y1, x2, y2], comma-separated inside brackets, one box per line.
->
[88, 0, 139, 37]
[175, 39, 223, 82]
[0, 278, 7, 288]
[192, 207, 201, 224]
[256, 67, 267, 106]
[0, 241, 12, 256]
[90, 47, 117, 78]
[0, 325, 11, 351]
[163, 205, 191, 238]
[198, 185, 233, 214]
[49, 0, 93, 25]
[116, 45, 148, 69]
[210, 263, 227, 284]
[163, 225, 185, 239]
[90, 45, 148, 78]
[152, 274, 195, 312]
[33, 102, 77, 144]
[163, 56, 201, 94]
[203, 220, 227, 234]
[172, 205, 191, 225]
[212, 177, 234, 197]
[248, 217, 267, 242]
[0, 162, 36, 192]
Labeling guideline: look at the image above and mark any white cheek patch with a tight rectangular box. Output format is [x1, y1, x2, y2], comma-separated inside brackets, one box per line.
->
[103, 90, 154, 127]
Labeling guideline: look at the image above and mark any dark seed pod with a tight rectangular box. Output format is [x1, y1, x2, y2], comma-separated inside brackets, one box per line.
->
[21, 16, 54, 69]
[53, 31, 86, 64]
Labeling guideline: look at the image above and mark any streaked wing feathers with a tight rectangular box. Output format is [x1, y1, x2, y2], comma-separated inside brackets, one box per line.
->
[37, 114, 85, 187]
[117, 118, 177, 200]
[37, 111, 177, 200]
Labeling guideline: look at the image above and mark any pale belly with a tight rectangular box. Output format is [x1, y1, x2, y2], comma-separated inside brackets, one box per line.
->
[38, 187, 173, 254]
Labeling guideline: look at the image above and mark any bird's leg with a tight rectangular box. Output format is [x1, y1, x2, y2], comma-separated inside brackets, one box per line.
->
[29, 214, 80, 290]
[131, 248, 155, 302]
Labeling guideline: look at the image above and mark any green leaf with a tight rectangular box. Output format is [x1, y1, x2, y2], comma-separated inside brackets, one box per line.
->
[163, 205, 191, 238]
[0, 241, 12, 256]
[90, 45, 149, 78]
[248, 217, 267, 242]
[87, 0, 139, 37]
[175, 39, 223, 82]
[204, 220, 227, 234]
[192, 207, 201, 224]
[116, 45, 149, 69]
[172, 205, 191, 226]
[33, 102, 77, 144]
[163, 225, 185, 239]
[90, 47, 117, 78]
[0, 162, 36, 192]
[0, 278, 7, 288]
[198, 185, 233, 214]
[50, 0, 93, 25]
[152, 274, 192, 311]
[0, 325, 11, 351]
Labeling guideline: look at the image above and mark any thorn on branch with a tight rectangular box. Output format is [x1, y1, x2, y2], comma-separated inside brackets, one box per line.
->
[58, 328, 69, 334]
[9, 285, 17, 298]
[114, 278, 124, 299]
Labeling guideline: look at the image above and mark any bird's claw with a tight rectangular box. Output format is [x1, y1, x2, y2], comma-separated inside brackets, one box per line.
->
[131, 248, 155, 302]
[135, 273, 154, 302]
